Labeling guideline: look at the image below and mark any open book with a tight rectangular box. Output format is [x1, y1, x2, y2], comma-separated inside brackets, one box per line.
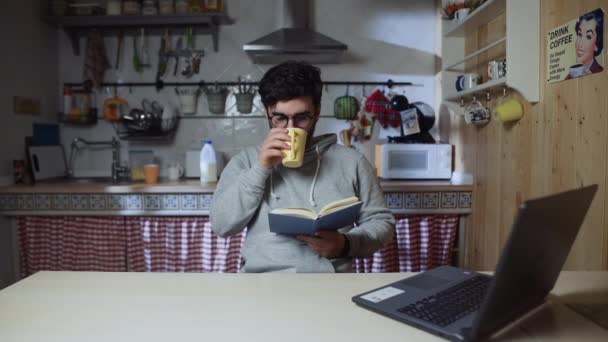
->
[268, 196, 363, 235]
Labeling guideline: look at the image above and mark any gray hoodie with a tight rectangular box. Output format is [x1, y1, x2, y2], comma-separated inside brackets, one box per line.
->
[210, 133, 395, 272]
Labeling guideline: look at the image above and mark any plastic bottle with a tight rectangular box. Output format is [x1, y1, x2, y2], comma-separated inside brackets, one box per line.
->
[200, 140, 217, 184]
[63, 86, 73, 115]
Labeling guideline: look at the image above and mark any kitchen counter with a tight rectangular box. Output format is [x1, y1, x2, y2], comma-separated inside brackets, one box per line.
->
[0, 179, 471, 193]
[0, 179, 218, 194]
[0, 179, 473, 216]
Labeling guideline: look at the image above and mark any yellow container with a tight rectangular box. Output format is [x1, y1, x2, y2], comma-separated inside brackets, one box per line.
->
[282, 128, 307, 168]
[495, 99, 523, 123]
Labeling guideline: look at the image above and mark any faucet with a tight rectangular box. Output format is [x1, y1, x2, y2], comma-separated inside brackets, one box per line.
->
[68, 137, 130, 182]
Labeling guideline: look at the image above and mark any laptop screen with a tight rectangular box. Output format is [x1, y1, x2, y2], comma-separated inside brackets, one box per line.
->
[470, 185, 597, 340]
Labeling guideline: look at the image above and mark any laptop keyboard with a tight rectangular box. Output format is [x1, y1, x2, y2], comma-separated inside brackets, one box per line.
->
[397, 275, 491, 327]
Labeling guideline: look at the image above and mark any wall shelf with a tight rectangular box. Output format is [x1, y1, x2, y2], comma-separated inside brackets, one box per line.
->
[443, 37, 506, 72]
[441, 0, 540, 103]
[443, 0, 506, 37]
[46, 13, 233, 56]
[444, 78, 506, 102]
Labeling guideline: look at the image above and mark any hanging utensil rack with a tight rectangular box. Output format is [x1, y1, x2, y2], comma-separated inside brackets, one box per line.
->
[64, 79, 417, 91]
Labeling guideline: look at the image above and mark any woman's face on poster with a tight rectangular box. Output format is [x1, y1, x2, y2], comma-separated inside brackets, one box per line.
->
[575, 18, 599, 65]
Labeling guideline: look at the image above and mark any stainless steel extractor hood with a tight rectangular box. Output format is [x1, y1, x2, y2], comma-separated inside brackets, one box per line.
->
[243, 0, 347, 64]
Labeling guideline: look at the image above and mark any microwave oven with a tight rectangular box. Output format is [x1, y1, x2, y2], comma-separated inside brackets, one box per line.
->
[375, 143, 452, 179]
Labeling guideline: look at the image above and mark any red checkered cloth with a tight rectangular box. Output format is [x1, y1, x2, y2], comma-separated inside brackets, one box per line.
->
[17, 214, 457, 275]
[17, 216, 127, 278]
[364, 89, 390, 114]
[125, 217, 245, 273]
[353, 215, 459, 273]
[364, 89, 402, 128]
[376, 110, 402, 128]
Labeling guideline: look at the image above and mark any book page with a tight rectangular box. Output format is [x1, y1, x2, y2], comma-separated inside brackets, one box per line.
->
[270, 208, 317, 220]
[319, 196, 360, 216]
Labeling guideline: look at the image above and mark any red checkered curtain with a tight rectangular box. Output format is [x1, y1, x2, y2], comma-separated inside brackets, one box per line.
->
[125, 217, 245, 273]
[17, 216, 127, 278]
[353, 215, 459, 273]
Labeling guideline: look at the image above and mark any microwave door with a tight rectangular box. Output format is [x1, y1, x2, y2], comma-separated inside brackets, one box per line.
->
[388, 150, 430, 179]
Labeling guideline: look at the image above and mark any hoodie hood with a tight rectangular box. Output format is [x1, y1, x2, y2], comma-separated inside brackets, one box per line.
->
[301, 133, 336, 165]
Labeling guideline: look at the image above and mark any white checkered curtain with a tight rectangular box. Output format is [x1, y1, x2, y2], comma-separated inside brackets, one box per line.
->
[17, 216, 128, 278]
[353, 215, 459, 273]
[125, 217, 246, 273]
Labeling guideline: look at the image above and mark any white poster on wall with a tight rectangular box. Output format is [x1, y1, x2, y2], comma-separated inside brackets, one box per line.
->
[546, 8, 605, 83]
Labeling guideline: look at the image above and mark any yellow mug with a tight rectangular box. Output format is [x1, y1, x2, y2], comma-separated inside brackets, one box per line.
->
[495, 99, 523, 123]
[282, 128, 307, 168]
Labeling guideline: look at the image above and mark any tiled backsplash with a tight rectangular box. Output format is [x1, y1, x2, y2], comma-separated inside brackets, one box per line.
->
[0, 191, 472, 215]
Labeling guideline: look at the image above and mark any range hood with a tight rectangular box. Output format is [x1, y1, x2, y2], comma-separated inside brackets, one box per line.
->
[243, 0, 347, 64]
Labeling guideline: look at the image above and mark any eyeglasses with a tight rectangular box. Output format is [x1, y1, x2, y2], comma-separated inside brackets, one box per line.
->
[269, 113, 314, 128]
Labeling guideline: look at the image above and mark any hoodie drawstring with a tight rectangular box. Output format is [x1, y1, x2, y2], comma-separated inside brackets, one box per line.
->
[309, 146, 321, 207]
[270, 171, 280, 201]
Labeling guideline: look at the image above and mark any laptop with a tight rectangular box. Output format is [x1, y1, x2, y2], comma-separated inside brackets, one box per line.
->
[352, 185, 597, 342]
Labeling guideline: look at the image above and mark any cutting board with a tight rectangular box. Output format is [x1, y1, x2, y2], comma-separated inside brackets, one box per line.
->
[27, 145, 68, 181]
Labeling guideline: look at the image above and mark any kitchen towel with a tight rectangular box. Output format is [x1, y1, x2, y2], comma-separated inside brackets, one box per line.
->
[83, 31, 110, 88]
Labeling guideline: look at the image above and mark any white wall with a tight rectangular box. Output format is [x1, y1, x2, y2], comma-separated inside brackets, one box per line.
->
[0, 0, 59, 288]
[59, 0, 438, 177]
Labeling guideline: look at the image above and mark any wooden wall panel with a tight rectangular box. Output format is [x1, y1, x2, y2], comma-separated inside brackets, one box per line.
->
[452, 0, 608, 270]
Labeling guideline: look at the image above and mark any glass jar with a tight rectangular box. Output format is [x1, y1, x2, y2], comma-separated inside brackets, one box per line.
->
[175, 0, 188, 14]
[107, 0, 122, 15]
[159, 0, 174, 14]
[129, 150, 155, 181]
[142, 0, 158, 15]
[123, 0, 142, 15]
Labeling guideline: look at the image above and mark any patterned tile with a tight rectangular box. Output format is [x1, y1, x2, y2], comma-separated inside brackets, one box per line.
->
[107, 194, 125, 210]
[17, 195, 34, 210]
[384, 192, 403, 209]
[126, 195, 143, 210]
[71, 194, 89, 210]
[422, 192, 440, 209]
[90, 194, 106, 210]
[459, 192, 473, 209]
[199, 194, 213, 209]
[144, 195, 161, 210]
[0, 195, 8, 210]
[52, 194, 70, 210]
[162, 194, 179, 210]
[180, 194, 198, 210]
[6, 195, 17, 210]
[441, 192, 458, 209]
[35, 194, 52, 210]
[404, 193, 421, 209]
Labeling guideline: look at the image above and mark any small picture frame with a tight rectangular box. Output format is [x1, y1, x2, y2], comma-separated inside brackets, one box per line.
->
[400, 108, 421, 136]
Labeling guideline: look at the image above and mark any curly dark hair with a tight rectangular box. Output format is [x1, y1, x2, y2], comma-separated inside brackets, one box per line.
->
[258, 61, 323, 110]
[576, 8, 604, 57]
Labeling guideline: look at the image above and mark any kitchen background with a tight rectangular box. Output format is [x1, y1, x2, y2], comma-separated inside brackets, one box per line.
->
[0, 0, 441, 286]
[56, 0, 440, 178]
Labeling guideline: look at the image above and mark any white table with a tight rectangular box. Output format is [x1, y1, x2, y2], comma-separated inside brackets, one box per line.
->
[0, 272, 607, 341]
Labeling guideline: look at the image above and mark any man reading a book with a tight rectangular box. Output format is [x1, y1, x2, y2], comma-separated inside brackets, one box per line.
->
[210, 61, 395, 272]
